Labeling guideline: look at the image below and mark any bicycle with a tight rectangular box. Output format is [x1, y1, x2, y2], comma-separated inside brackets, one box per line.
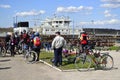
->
[0, 45, 6, 56]
[74, 45, 114, 71]
[1, 43, 11, 57]
[22, 46, 38, 63]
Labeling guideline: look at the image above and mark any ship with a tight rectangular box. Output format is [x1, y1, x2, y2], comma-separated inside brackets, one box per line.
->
[13, 21, 30, 34]
[33, 16, 83, 36]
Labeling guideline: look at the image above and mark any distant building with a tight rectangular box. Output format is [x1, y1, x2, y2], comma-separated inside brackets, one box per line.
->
[13, 21, 30, 34]
[32, 16, 120, 47]
[33, 16, 83, 35]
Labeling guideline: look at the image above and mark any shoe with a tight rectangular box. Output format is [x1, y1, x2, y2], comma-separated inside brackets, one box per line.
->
[36, 59, 39, 61]
[53, 64, 59, 67]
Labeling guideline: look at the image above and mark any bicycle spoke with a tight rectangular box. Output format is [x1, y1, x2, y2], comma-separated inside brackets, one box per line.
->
[101, 55, 114, 70]
[75, 55, 91, 71]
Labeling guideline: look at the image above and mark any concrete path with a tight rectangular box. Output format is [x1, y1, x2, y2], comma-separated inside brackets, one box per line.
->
[0, 51, 120, 80]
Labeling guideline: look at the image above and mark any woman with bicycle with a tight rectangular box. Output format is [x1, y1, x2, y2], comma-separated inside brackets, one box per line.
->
[79, 31, 89, 53]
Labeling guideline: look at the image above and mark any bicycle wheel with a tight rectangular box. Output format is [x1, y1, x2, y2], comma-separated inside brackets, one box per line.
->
[6, 49, 11, 56]
[101, 54, 114, 70]
[25, 51, 38, 62]
[1, 47, 6, 56]
[1, 47, 11, 57]
[75, 54, 92, 71]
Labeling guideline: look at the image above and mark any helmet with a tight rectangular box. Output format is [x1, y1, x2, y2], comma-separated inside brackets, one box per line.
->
[7, 32, 12, 36]
[23, 30, 26, 33]
[34, 32, 39, 36]
[80, 31, 86, 34]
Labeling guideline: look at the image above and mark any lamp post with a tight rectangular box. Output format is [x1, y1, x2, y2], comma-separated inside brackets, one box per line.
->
[13, 16, 18, 28]
[72, 19, 74, 39]
[91, 20, 95, 37]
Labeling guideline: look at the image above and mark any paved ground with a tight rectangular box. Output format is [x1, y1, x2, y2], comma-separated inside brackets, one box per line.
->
[0, 51, 120, 80]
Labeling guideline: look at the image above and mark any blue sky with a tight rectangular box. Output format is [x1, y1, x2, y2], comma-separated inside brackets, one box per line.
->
[0, 0, 120, 29]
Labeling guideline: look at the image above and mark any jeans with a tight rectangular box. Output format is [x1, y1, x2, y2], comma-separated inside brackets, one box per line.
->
[54, 47, 62, 66]
[32, 48, 40, 61]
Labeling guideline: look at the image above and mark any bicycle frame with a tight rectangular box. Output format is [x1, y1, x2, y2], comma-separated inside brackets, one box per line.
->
[64, 44, 114, 71]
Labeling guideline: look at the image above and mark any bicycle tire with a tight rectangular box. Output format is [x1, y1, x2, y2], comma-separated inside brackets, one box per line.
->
[100, 54, 114, 70]
[25, 51, 38, 62]
[1, 47, 6, 56]
[74, 54, 92, 71]
[1, 47, 11, 57]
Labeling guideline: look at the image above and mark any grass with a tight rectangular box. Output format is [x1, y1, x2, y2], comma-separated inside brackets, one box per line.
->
[40, 50, 76, 70]
[109, 46, 120, 51]
[39, 50, 97, 70]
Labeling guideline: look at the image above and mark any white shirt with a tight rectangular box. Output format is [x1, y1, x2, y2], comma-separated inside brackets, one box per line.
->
[52, 35, 66, 49]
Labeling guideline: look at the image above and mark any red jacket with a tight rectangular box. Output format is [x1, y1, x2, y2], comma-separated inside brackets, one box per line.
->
[80, 33, 88, 45]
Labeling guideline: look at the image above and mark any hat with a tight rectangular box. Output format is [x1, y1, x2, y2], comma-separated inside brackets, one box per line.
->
[55, 31, 60, 35]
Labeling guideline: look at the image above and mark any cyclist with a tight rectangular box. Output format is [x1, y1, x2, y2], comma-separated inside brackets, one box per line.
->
[14, 32, 20, 54]
[22, 30, 30, 50]
[9, 33, 16, 56]
[79, 31, 89, 53]
[32, 32, 41, 61]
[29, 30, 35, 50]
[5, 32, 11, 52]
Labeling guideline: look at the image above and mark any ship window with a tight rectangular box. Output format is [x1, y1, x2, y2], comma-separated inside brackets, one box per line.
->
[59, 21, 62, 23]
[64, 21, 69, 23]
[46, 29, 49, 31]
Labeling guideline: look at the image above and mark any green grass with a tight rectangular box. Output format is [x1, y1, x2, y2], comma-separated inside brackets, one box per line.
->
[40, 50, 76, 70]
[39, 50, 96, 70]
[109, 46, 120, 51]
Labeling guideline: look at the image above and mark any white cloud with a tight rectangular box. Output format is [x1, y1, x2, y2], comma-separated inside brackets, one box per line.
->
[0, 4, 11, 8]
[104, 10, 111, 17]
[56, 6, 93, 13]
[101, 3, 120, 8]
[15, 10, 45, 16]
[104, 10, 116, 17]
[79, 19, 120, 25]
[101, 0, 120, 8]
[101, 0, 120, 3]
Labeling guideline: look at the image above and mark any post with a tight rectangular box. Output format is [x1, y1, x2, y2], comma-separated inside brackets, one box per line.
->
[72, 20, 74, 39]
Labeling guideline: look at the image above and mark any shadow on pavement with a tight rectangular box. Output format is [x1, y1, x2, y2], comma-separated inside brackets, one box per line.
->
[0, 59, 11, 62]
[0, 67, 11, 70]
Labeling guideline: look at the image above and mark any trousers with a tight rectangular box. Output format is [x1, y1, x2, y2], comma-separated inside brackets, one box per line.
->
[54, 47, 62, 66]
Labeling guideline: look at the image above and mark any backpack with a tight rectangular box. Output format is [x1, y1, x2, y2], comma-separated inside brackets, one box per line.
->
[33, 37, 41, 47]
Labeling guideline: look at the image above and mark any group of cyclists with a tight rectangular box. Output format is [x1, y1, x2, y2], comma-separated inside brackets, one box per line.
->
[3, 30, 90, 64]
[4, 30, 89, 54]
[4, 30, 41, 61]
[1, 30, 114, 70]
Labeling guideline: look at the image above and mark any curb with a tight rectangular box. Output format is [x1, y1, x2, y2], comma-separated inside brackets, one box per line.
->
[39, 60, 62, 71]
[39, 60, 80, 72]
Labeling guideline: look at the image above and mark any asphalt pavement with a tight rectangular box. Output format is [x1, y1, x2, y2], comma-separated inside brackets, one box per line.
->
[0, 51, 120, 80]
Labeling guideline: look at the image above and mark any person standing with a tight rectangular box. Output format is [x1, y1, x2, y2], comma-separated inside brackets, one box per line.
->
[5, 32, 11, 52]
[10, 33, 16, 57]
[32, 32, 41, 61]
[52, 31, 66, 67]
